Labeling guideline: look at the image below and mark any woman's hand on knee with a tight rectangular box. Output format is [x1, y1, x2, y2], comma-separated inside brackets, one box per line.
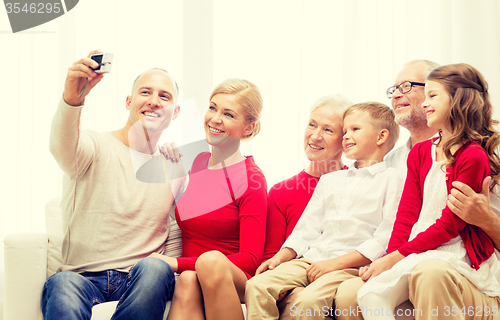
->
[148, 253, 179, 272]
[256, 255, 282, 274]
[256, 259, 273, 275]
[257, 248, 296, 275]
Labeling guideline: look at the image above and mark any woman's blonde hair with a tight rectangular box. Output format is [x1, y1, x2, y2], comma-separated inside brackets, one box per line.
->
[210, 79, 263, 140]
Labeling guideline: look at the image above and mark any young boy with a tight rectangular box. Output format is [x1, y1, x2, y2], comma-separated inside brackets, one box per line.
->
[245, 102, 403, 320]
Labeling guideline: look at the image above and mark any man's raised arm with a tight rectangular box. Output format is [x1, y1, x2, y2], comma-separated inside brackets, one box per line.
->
[49, 50, 104, 178]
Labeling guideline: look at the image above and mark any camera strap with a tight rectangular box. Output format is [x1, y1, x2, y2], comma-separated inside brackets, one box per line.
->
[77, 78, 88, 98]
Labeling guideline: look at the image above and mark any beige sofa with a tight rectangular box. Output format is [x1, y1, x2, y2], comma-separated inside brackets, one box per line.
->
[3, 198, 181, 320]
[3, 198, 413, 320]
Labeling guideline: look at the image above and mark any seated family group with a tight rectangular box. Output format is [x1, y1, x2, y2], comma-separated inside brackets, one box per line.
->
[42, 51, 500, 320]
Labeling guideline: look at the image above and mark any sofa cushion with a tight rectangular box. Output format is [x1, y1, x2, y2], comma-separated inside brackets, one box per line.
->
[164, 217, 182, 258]
[3, 233, 48, 320]
[90, 301, 171, 320]
[45, 197, 63, 278]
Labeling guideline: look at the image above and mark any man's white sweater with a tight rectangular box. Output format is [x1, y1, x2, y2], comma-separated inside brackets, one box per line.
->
[50, 99, 176, 273]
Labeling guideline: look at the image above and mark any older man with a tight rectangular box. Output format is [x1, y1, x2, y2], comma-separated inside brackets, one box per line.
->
[384, 60, 439, 175]
[42, 50, 182, 320]
[385, 60, 500, 320]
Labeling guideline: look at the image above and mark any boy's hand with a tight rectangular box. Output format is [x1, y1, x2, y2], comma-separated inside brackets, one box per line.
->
[306, 259, 339, 282]
[360, 251, 404, 281]
[306, 251, 371, 282]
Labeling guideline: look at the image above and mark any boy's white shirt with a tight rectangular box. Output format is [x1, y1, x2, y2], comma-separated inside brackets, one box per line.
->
[282, 161, 404, 262]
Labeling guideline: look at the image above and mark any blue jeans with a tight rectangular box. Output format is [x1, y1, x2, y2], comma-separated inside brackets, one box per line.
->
[42, 257, 175, 320]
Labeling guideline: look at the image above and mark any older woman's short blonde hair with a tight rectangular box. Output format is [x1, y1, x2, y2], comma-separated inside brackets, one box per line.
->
[309, 94, 353, 119]
[210, 79, 263, 140]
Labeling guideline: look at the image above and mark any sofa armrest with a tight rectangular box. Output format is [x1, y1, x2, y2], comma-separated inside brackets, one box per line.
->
[4, 233, 48, 320]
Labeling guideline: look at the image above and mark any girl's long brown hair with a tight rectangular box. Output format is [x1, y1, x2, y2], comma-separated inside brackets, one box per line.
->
[428, 63, 500, 191]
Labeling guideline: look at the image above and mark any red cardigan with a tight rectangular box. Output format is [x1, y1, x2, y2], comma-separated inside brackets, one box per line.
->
[388, 139, 494, 270]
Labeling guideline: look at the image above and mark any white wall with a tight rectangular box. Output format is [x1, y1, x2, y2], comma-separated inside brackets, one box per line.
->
[211, 0, 500, 185]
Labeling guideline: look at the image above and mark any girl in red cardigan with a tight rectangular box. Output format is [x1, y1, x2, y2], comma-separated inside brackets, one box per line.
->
[357, 64, 500, 320]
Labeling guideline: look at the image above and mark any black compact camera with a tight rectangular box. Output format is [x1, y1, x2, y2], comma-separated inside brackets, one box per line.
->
[91, 53, 114, 73]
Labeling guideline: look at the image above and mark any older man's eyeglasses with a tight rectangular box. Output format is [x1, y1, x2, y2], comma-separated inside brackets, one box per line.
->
[386, 81, 425, 99]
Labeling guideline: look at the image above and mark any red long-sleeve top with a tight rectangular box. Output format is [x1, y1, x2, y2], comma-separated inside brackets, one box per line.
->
[175, 153, 267, 278]
[262, 167, 348, 261]
[388, 139, 494, 270]
[263, 170, 320, 260]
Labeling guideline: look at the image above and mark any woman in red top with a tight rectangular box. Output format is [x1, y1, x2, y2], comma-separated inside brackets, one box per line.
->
[255, 95, 352, 319]
[260, 95, 352, 263]
[156, 79, 267, 320]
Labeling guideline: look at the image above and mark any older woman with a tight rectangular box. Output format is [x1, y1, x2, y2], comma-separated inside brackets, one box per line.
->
[155, 79, 267, 320]
[253, 95, 352, 320]
[261, 95, 351, 261]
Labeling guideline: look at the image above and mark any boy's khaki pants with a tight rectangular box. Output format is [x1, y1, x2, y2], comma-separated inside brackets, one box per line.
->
[245, 258, 364, 320]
